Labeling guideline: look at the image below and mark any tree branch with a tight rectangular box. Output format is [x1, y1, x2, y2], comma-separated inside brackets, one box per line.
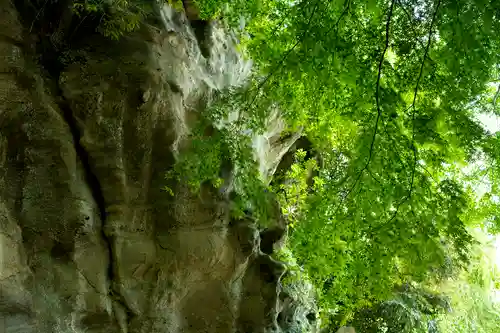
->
[371, 0, 396, 163]
[240, 0, 321, 118]
[493, 83, 500, 109]
[396, 0, 436, 63]
[408, 0, 442, 197]
[332, 0, 396, 214]
[382, 0, 442, 226]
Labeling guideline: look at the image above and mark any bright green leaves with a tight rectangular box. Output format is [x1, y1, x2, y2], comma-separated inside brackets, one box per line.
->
[166, 89, 279, 224]
[435, 0, 500, 103]
[274, 149, 317, 227]
[250, 0, 500, 322]
[176, 0, 500, 327]
[194, 0, 275, 27]
[435, 230, 500, 333]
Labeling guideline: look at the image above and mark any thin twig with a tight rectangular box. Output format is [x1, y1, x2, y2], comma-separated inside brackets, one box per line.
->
[239, 0, 322, 121]
[30, 0, 50, 33]
[408, 0, 442, 198]
[396, 0, 436, 63]
[372, 0, 397, 164]
[367, 167, 382, 186]
[333, 0, 396, 212]
[383, 0, 442, 226]
[419, 164, 438, 184]
[493, 83, 500, 109]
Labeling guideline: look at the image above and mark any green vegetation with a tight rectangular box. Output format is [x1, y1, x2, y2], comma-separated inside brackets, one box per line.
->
[72, 0, 153, 39]
[81, 0, 500, 330]
[348, 283, 450, 333]
[435, 230, 500, 333]
[187, 0, 500, 329]
[347, 230, 500, 332]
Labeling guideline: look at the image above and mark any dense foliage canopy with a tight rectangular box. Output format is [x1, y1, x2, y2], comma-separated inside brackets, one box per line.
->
[189, 0, 500, 323]
[349, 230, 500, 332]
[75, 0, 500, 330]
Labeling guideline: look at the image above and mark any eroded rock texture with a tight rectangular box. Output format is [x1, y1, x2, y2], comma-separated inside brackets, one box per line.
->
[0, 1, 317, 333]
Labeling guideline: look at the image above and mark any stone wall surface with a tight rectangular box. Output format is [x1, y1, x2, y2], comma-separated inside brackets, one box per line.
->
[0, 2, 318, 332]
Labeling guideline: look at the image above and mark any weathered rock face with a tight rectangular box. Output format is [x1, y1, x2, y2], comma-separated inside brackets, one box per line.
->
[0, 1, 317, 333]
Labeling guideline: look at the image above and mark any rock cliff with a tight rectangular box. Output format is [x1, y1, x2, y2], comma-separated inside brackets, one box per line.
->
[0, 1, 317, 332]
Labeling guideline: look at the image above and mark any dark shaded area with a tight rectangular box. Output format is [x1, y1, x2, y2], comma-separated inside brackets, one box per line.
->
[13, 0, 103, 76]
[256, 255, 285, 284]
[230, 218, 259, 256]
[181, 0, 211, 58]
[306, 312, 316, 322]
[50, 240, 73, 262]
[260, 227, 285, 254]
[190, 20, 211, 58]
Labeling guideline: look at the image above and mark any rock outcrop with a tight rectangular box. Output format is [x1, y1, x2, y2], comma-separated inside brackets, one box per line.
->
[0, 1, 316, 332]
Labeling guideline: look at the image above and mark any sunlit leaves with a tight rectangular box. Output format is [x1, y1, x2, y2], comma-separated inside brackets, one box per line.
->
[190, 0, 500, 324]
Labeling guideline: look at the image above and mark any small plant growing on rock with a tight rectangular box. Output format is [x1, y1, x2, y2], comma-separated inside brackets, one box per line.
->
[72, 0, 152, 39]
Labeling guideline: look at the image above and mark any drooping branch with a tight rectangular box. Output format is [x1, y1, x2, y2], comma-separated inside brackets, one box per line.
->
[396, 0, 436, 63]
[384, 0, 442, 225]
[240, 0, 321, 118]
[332, 0, 396, 214]
[253, 0, 351, 122]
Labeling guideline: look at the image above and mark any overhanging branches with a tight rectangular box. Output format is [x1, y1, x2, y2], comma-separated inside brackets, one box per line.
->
[332, 0, 396, 214]
[240, 0, 321, 119]
[384, 0, 442, 225]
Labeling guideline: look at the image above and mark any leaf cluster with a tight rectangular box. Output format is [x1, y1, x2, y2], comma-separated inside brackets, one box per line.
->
[172, 0, 500, 326]
[72, 0, 153, 39]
